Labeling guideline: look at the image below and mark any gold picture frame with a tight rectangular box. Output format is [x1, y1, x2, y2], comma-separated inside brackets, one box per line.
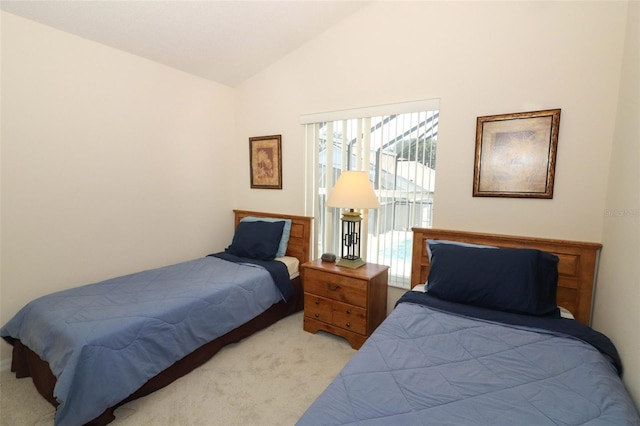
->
[249, 135, 282, 189]
[473, 109, 561, 198]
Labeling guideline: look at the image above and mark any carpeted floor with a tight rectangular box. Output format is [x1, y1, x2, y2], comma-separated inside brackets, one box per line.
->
[0, 312, 356, 425]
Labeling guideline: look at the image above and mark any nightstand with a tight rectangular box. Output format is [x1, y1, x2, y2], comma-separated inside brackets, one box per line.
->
[302, 259, 388, 349]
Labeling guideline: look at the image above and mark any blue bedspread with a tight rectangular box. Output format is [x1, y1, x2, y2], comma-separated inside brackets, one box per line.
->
[1, 256, 289, 426]
[298, 293, 640, 425]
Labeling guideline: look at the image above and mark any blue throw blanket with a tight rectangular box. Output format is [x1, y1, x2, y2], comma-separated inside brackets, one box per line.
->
[2, 256, 288, 426]
[209, 252, 293, 301]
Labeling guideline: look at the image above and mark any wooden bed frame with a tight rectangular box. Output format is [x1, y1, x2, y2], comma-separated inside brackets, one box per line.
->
[9, 210, 313, 425]
[410, 228, 602, 326]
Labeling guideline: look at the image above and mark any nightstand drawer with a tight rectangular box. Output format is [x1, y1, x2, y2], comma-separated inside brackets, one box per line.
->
[332, 301, 366, 335]
[304, 294, 332, 323]
[304, 269, 367, 307]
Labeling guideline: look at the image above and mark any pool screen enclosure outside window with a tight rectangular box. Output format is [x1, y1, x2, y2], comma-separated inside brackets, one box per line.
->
[302, 99, 439, 288]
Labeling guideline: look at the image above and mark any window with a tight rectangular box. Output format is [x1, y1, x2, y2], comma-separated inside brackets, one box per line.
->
[302, 100, 439, 288]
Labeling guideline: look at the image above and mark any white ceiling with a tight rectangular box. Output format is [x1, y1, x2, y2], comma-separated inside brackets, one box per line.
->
[1, 1, 368, 87]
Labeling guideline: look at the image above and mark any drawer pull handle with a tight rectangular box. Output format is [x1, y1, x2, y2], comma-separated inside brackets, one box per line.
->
[346, 309, 351, 314]
[315, 313, 319, 318]
[315, 300, 320, 305]
[346, 322, 351, 328]
[327, 284, 341, 291]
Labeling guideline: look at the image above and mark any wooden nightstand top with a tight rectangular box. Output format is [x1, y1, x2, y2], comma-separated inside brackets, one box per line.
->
[302, 259, 389, 280]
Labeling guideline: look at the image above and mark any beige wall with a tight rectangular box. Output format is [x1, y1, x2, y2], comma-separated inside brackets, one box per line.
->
[594, 0, 640, 405]
[235, 1, 627, 243]
[235, 1, 637, 408]
[1, 12, 236, 361]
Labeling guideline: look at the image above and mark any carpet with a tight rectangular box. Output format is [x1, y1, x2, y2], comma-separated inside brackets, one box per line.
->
[0, 312, 356, 425]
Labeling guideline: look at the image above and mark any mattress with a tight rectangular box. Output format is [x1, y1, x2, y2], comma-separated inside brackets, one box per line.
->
[277, 255, 300, 279]
[297, 294, 640, 425]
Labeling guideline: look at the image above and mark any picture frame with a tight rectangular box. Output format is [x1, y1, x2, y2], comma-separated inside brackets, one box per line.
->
[473, 109, 561, 199]
[249, 135, 282, 189]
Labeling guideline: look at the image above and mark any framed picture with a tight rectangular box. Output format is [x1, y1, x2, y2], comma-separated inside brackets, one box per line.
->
[473, 109, 561, 198]
[249, 135, 282, 189]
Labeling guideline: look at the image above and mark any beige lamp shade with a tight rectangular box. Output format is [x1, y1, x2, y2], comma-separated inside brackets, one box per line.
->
[326, 171, 380, 209]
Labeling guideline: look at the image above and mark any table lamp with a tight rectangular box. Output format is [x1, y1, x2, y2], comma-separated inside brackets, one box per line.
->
[326, 171, 380, 268]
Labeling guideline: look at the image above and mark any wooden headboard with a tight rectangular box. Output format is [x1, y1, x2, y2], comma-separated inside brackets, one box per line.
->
[410, 228, 602, 326]
[233, 210, 313, 265]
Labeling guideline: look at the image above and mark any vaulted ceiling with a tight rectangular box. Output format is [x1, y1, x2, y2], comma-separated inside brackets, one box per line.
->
[1, 1, 367, 86]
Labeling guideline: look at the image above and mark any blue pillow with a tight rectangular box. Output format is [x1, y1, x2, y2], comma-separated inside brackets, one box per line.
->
[426, 239, 496, 262]
[426, 244, 559, 317]
[241, 216, 291, 258]
[225, 220, 285, 261]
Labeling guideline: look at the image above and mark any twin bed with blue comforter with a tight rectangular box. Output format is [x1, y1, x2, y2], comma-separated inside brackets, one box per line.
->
[298, 228, 640, 425]
[1, 210, 312, 425]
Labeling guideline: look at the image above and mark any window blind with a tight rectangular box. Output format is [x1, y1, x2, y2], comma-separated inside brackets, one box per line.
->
[304, 99, 439, 288]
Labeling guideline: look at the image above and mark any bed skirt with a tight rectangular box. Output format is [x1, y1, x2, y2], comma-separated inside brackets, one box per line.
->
[9, 276, 304, 425]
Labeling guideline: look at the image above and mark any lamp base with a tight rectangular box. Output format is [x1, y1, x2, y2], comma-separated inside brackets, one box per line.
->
[336, 257, 366, 269]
